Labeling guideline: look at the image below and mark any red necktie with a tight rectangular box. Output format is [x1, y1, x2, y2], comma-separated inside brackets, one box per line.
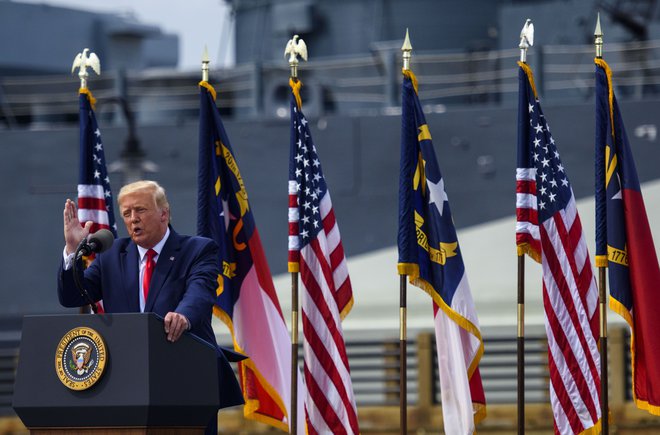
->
[143, 249, 157, 303]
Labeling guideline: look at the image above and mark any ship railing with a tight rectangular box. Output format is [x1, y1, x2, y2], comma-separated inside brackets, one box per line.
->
[1, 39, 660, 127]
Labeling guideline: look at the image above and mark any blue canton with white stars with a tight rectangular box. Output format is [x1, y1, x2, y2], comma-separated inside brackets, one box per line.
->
[91, 127, 117, 234]
[526, 97, 573, 222]
[290, 99, 328, 247]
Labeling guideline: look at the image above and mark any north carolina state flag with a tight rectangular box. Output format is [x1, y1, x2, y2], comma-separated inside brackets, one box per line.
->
[595, 58, 660, 415]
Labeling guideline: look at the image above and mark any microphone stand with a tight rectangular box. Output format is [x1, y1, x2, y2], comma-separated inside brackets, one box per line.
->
[73, 239, 98, 314]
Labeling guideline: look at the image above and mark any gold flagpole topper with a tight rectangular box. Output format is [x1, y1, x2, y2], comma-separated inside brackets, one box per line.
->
[401, 28, 412, 71]
[285, 35, 308, 78]
[595, 13, 603, 58]
[71, 48, 101, 89]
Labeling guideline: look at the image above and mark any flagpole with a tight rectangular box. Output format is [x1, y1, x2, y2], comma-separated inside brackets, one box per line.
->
[398, 30, 413, 435]
[517, 253, 525, 433]
[287, 36, 305, 435]
[72, 48, 102, 315]
[517, 19, 533, 434]
[201, 46, 210, 83]
[290, 271, 299, 435]
[399, 274, 407, 435]
[595, 14, 609, 435]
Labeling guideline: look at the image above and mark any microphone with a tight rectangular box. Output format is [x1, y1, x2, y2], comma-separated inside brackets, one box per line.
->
[72, 229, 114, 314]
[76, 229, 114, 259]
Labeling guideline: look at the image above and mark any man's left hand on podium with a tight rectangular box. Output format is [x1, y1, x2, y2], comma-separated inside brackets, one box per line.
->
[163, 312, 190, 342]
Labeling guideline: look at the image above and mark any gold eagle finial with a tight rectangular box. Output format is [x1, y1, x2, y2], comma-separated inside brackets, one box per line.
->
[285, 35, 308, 78]
[72, 48, 101, 89]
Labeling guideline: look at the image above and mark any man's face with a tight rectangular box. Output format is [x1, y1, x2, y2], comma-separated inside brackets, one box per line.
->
[119, 190, 169, 249]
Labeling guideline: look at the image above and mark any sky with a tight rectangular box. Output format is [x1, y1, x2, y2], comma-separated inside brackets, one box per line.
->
[17, 0, 235, 70]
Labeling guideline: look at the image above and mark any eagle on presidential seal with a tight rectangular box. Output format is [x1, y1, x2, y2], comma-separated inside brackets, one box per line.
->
[69, 342, 94, 375]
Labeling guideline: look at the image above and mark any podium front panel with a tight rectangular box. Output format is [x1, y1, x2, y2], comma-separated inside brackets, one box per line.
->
[13, 313, 219, 428]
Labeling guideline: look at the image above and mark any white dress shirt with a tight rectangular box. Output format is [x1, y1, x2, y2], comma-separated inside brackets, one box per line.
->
[137, 227, 170, 312]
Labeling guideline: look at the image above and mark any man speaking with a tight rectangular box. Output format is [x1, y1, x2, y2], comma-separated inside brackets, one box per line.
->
[58, 180, 243, 433]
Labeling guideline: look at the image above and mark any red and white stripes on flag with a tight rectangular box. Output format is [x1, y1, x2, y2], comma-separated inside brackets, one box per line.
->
[288, 80, 359, 434]
[289, 183, 359, 434]
[516, 167, 541, 262]
[517, 170, 602, 434]
[77, 184, 111, 230]
[541, 196, 601, 432]
[517, 62, 601, 434]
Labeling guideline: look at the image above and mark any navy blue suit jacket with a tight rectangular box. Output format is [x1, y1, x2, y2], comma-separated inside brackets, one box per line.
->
[57, 228, 243, 409]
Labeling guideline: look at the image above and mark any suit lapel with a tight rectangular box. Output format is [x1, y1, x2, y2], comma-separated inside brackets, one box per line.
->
[120, 241, 141, 312]
[144, 230, 181, 312]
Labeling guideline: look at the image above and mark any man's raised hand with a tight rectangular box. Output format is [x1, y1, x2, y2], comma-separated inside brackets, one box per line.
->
[63, 199, 92, 255]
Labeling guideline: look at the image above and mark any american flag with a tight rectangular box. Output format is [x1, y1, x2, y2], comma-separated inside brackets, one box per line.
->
[77, 89, 117, 237]
[287, 79, 359, 434]
[516, 62, 601, 434]
[397, 69, 485, 433]
[595, 59, 660, 415]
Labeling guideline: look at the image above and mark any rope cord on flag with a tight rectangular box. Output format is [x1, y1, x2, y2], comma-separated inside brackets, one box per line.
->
[594, 59, 615, 138]
[199, 80, 217, 100]
[79, 87, 96, 109]
[290, 78, 302, 110]
[402, 69, 418, 94]
[517, 61, 538, 98]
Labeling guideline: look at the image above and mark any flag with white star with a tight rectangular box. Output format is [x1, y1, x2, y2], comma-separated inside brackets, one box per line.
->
[197, 80, 302, 431]
[516, 62, 601, 434]
[287, 78, 358, 434]
[397, 69, 485, 434]
[595, 58, 660, 416]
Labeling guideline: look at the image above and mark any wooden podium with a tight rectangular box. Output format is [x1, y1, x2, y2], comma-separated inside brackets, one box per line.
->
[12, 313, 221, 434]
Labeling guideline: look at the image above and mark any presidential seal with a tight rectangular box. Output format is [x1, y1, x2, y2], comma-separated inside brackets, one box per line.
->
[55, 327, 107, 390]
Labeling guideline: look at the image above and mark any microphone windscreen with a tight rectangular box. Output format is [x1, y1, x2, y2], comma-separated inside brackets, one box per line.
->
[88, 229, 115, 253]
